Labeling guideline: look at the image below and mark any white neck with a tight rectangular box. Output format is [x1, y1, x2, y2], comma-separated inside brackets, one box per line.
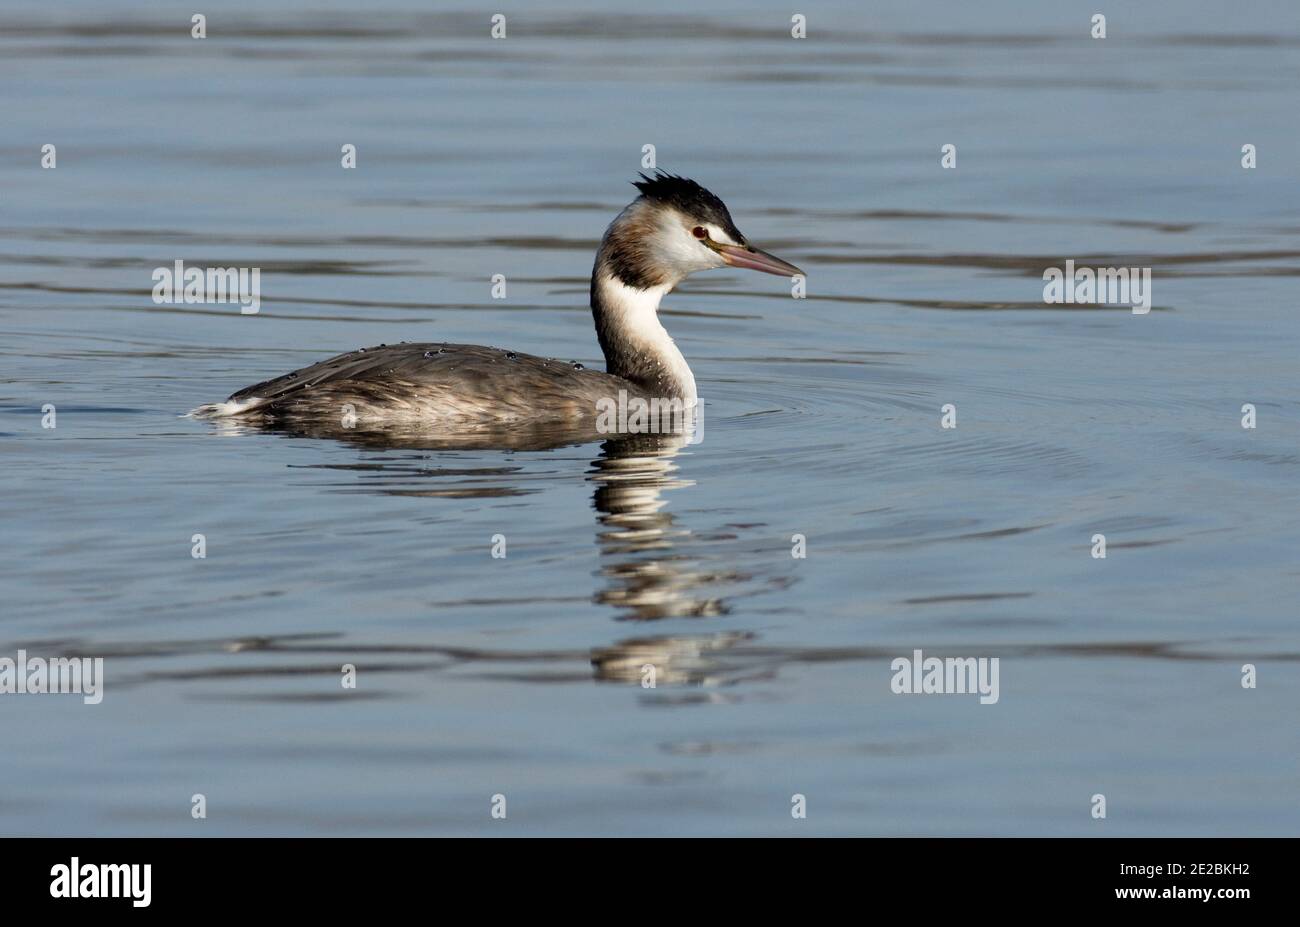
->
[591, 272, 697, 401]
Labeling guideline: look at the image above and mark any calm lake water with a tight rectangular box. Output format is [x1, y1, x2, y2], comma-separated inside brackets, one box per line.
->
[2, 0, 1298, 836]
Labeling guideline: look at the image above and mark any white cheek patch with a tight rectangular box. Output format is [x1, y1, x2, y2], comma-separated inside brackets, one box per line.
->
[651, 212, 725, 274]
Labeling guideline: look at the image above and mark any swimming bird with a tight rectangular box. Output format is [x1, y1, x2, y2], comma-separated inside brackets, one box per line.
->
[193, 172, 802, 429]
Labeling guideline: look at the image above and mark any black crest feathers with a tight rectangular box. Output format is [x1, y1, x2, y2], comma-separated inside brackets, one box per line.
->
[632, 171, 744, 242]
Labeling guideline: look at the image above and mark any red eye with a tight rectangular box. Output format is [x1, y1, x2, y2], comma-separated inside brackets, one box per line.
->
[692, 226, 708, 239]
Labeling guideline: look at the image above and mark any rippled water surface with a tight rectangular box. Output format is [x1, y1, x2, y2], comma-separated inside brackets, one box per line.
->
[2, 0, 1299, 835]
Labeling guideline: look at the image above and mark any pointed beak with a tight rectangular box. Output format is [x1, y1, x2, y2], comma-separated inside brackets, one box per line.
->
[715, 242, 804, 278]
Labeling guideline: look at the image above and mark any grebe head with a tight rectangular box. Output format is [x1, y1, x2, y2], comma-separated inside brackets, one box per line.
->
[598, 171, 803, 289]
[590, 172, 802, 402]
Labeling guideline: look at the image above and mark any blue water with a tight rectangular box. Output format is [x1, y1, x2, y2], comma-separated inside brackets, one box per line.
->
[1, 0, 1298, 835]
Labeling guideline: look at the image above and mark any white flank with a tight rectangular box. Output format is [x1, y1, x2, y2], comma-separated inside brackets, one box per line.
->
[186, 396, 267, 419]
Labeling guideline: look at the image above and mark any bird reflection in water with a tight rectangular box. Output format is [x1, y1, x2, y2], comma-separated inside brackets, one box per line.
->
[587, 433, 763, 686]
[202, 420, 763, 687]
[590, 432, 725, 621]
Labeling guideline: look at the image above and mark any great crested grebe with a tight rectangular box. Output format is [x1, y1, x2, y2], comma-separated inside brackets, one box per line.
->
[193, 172, 802, 427]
